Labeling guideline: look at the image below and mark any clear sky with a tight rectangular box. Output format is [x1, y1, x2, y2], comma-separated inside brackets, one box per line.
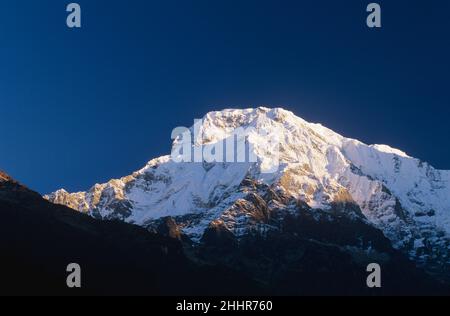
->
[0, 0, 449, 194]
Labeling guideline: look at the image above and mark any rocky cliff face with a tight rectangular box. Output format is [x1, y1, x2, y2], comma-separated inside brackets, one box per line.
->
[3, 171, 446, 295]
[0, 171, 264, 295]
[45, 107, 450, 282]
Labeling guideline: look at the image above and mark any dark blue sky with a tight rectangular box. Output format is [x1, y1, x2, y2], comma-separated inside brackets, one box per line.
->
[0, 0, 449, 194]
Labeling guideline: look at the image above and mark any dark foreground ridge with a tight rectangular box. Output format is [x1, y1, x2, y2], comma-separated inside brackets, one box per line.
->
[0, 172, 448, 296]
[0, 172, 259, 296]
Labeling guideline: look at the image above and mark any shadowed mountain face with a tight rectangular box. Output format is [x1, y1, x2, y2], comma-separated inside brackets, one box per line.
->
[0, 173, 261, 296]
[1, 172, 449, 295]
[192, 178, 450, 295]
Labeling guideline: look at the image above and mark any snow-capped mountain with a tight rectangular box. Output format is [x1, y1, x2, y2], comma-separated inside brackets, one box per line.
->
[46, 107, 450, 277]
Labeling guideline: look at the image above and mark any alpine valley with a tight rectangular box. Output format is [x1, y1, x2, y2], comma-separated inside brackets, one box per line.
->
[1, 107, 449, 295]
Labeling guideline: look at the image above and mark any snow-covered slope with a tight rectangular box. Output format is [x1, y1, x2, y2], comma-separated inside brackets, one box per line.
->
[45, 107, 450, 273]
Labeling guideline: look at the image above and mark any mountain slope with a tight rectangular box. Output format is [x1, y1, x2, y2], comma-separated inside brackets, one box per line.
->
[45, 107, 450, 281]
[2, 171, 448, 295]
[0, 172, 262, 295]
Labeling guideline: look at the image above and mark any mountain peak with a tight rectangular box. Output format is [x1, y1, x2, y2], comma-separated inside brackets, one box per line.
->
[190, 107, 346, 156]
[46, 107, 450, 278]
[197, 107, 314, 136]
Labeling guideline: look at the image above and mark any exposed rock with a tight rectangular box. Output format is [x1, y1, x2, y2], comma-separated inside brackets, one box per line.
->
[44, 107, 450, 283]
